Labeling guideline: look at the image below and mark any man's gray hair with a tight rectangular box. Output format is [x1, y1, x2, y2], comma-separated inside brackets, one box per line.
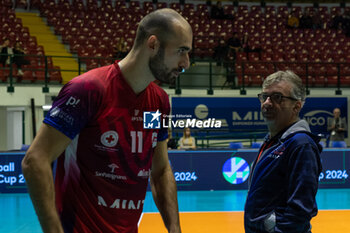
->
[263, 70, 306, 102]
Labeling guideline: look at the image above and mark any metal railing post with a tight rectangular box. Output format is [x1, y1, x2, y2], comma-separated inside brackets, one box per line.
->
[42, 55, 49, 93]
[207, 61, 213, 95]
[240, 61, 246, 95]
[7, 55, 14, 92]
[335, 63, 342, 95]
[305, 63, 310, 95]
[78, 57, 81, 75]
[175, 75, 181, 94]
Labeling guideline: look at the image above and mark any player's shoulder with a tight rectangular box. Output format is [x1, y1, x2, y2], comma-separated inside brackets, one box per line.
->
[68, 64, 116, 92]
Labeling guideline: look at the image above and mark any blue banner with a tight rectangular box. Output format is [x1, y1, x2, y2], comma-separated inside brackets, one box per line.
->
[0, 152, 27, 193]
[168, 149, 350, 191]
[171, 97, 348, 138]
[1, 150, 349, 193]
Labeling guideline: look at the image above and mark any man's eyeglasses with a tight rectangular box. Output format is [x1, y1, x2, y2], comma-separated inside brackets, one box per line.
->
[257, 93, 299, 104]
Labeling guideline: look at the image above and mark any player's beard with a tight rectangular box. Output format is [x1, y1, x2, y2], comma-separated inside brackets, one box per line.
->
[149, 47, 180, 85]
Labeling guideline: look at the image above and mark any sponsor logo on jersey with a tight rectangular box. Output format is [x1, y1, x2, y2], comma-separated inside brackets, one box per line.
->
[94, 145, 119, 152]
[98, 196, 144, 210]
[66, 96, 80, 107]
[95, 171, 127, 181]
[132, 109, 143, 121]
[49, 107, 74, 126]
[50, 107, 60, 117]
[101, 131, 118, 147]
[108, 163, 119, 173]
[95, 163, 126, 181]
[143, 110, 161, 129]
[137, 169, 150, 178]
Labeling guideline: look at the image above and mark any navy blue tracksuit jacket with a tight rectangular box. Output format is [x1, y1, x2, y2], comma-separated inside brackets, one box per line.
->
[244, 120, 322, 233]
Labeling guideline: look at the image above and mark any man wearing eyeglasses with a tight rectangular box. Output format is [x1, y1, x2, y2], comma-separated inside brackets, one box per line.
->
[244, 71, 322, 233]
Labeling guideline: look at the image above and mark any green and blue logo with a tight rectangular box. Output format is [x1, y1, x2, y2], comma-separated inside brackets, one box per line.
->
[222, 157, 250, 184]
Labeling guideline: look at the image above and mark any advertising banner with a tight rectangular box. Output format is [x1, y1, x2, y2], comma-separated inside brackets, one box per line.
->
[0, 152, 27, 193]
[169, 149, 350, 191]
[171, 97, 348, 137]
[1, 149, 349, 193]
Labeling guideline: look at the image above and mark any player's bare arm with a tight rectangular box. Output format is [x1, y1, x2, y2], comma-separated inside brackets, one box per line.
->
[22, 123, 71, 233]
[150, 140, 181, 233]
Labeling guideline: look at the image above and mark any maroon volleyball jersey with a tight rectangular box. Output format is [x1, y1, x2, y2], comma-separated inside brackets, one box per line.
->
[44, 62, 169, 233]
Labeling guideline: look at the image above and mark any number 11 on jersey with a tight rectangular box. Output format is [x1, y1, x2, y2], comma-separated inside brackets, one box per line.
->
[130, 131, 143, 153]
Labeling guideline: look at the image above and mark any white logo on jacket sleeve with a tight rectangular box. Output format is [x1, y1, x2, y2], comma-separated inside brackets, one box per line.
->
[101, 131, 119, 147]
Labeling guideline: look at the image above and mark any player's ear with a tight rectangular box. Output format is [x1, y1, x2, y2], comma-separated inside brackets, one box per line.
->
[147, 35, 160, 55]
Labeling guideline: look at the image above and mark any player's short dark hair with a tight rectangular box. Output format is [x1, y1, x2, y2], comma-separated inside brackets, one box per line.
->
[133, 9, 180, 48]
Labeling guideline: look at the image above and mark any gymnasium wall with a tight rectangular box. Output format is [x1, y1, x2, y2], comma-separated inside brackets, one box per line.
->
[1, 85, 350, 150]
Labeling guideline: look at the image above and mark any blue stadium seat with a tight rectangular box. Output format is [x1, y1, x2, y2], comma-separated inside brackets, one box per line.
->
[331, 141, 347, 148]
[251, 142, 262, 148]
[229, 142, 243, 149]
[20, 144, 30, 151]
[319, 141, 326, 148]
